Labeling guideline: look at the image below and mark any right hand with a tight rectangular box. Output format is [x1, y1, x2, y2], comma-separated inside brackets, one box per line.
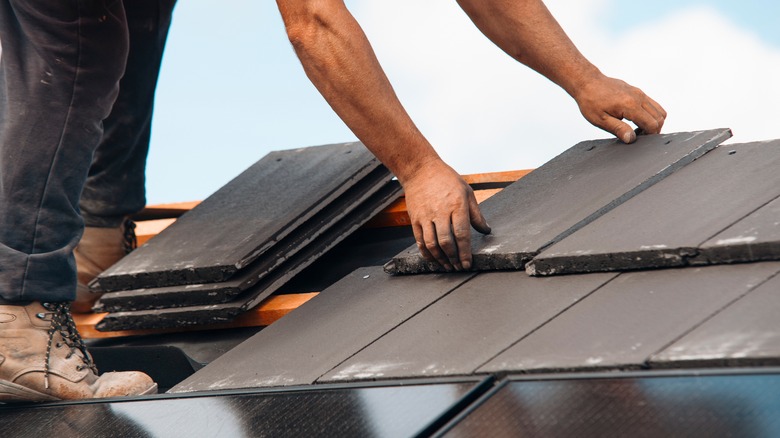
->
[574, 75, 667, 144]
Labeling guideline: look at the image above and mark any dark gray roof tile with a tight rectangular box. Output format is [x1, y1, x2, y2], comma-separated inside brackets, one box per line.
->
[529, 140, 780, 276]
[388, 129, 731, 274]
[477, 262, 780, 374]
[169, 266, 473, 392]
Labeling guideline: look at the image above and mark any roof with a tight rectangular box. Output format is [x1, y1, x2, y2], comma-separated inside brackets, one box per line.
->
[4, 129, 780, 436]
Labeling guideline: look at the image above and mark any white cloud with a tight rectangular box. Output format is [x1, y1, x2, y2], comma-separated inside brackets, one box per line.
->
[5, 2, 777, 203]
[350, 0, 780, 174]
[600, 5, 780, 145]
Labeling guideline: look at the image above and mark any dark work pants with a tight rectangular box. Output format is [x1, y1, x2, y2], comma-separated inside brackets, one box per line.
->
[81, 0, 176, 228]
[0, 0, 175, 302]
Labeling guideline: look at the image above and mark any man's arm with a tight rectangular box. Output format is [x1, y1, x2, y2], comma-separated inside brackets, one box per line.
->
[276, 0, 489, 271]
[457, 0, 666, 143]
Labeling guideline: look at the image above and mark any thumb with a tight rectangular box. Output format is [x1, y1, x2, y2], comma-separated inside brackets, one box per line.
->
[607, 117, 637, 144]
[469, 194, 491, 235]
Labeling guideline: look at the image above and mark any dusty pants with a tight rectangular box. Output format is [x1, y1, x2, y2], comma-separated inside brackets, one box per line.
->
[0, 0, 175, 302]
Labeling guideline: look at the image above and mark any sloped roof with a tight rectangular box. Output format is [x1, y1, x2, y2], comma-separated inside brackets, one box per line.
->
[169, 128, 780, 393]
[6, 129, 780, 436]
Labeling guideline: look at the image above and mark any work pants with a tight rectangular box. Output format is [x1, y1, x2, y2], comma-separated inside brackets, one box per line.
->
[0, 0, 175, 302]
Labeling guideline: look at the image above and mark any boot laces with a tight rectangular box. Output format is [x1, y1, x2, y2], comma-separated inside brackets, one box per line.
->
[40, 302, 98, 389]
[123, 218, 137, 254]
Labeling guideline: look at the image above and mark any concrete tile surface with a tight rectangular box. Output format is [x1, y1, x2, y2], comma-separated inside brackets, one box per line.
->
[319, 271, 616, 382]
[388, 129, 731, 275]
[650, 266, 780, 368]
[477, 262, 780, 374]
[95, 142, 383, 291]
[94, 282, 241, 313]
[699, 164, 780, 265]
[97, 184, 403, 328]
[529, 140, 780, 276]
[169, 266, 474, 392]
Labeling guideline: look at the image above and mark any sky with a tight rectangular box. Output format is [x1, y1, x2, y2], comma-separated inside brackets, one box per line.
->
[141, 1, 780, 203]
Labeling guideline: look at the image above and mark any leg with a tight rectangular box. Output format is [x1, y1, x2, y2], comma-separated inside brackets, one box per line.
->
[0, 0, 156, 401]
[80, 0, 178, 227]
[0, 0, 130, 303]
[72, 0, 177, 312]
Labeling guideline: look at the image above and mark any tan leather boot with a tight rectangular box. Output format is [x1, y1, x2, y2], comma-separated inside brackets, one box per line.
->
[73, 221, 136, 313]
[0, 302, 156, 402]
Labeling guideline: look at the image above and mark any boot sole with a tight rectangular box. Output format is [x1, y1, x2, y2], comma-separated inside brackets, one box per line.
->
[0, 381, 158, 402]
[0, 380, 59, 403]
[140, 383, 158, 396]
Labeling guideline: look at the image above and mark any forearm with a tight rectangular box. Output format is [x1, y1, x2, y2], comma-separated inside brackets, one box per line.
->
[277, 0, 442, 184]
[459, 0, 666, 141]
[456, 0, 601, 99]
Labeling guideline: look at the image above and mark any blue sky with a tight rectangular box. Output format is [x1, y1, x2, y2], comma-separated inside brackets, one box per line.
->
[147, 0, 780, 204]
[605, 1, 779, 46]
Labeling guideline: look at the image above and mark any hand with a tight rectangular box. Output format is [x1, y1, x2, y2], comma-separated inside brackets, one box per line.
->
[574, 75, 667, 144]
[402, 160, 491, 271]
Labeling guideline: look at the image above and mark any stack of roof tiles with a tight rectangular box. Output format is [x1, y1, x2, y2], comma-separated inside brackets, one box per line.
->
[90, 142, 402, 330]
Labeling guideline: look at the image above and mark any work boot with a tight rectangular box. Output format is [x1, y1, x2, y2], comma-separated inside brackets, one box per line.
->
[73, 220, 137, 313]
[0, 301, 157, 402]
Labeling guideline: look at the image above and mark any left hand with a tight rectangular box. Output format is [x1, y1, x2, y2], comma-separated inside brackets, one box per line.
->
[402, 160, 491, 271]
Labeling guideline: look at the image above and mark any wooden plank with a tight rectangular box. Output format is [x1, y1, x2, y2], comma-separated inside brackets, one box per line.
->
[132, 187, 508, 242]
[135, 218, 176, 246]
[461, 169, 533, 186]
[362, 169, 532, 229]
[144, 201, 201, 211]
[363, 188, 503, 228]
[129, 171, 531, 242]
[133, 201, 201, 221]
[74, 292, 319, 339]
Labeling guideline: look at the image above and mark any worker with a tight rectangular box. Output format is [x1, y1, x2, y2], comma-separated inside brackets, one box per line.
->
[0, 0, 665, 402]
[276, 0, 665, 272]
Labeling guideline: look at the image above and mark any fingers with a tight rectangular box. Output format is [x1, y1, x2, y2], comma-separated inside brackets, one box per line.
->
[436, 218, 462, 271]
[424, 222, 453, 271]
[602, 115, 637, 144]
[404, 165, 489, 272]
[630, 106, 661, 134]
[412, 196, 490, 272]
[598, 97, 667, 143]
[413, 218, 470, 272]
[578, 76, 667, 142]
[644, 95, 667, 132]
[412, 222, 435, 265]
[469, 193, 491, 235]
[452, 208, 472, 271]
